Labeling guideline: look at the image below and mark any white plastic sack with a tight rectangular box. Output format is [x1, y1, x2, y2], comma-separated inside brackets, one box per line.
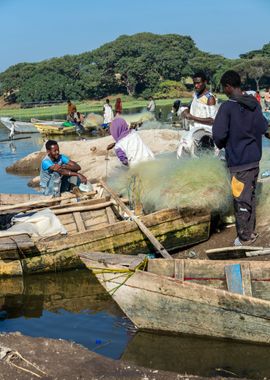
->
[0, 208, 67, 238]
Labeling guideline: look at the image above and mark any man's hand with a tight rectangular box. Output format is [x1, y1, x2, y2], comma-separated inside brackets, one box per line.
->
[78, 173, 87, 184]
[107, 142, 115, 150]
[182, 111, 194, 121]
[51, 163, 62, 171]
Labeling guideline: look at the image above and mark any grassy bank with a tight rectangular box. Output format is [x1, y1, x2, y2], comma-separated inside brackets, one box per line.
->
[0, 97, 179, 120]
[0, 94, 227, 120]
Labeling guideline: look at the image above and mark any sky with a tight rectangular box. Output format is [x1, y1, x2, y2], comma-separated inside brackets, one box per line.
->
[1, 0, 269, 72]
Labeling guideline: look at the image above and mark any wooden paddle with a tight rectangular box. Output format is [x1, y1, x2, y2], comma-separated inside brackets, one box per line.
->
[99, 179, 172, 259]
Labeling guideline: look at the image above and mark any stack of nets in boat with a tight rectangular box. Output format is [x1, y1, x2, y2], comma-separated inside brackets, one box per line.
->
[109, 154, 233, 215]
[84, 113, 103, 129]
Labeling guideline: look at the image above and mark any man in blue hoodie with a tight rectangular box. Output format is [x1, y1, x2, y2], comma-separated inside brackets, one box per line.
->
[213, 70, 268, 246]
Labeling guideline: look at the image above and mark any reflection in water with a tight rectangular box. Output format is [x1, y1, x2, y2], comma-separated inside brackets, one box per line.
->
[0, 270, 135, 359]
[9, 142, 16, 153]
[123, 331, 270, 379]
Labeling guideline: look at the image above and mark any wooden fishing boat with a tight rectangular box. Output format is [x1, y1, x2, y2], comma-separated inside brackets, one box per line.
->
[0, 202, 210, 276]
[0, 117, 38, 133]
[31, 117, 65, 124]
[33, 122, 76, 135]
[79, 252, 270, 345]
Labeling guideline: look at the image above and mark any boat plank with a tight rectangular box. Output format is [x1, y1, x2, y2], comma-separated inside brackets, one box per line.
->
[241, 263, 252, 297]
[175, 259, 185, 281]
[73, 212, 86, 232]
[225, 264, 244, 295]
[148, 259, 270, 280]
[84, 215, 108, 227]
[105, 207, 117, 225]
[57, 213, 75, 225]
[64, 222, 77, 233]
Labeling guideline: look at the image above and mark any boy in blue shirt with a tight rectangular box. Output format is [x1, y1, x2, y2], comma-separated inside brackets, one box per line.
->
[40, 140, 87, 196]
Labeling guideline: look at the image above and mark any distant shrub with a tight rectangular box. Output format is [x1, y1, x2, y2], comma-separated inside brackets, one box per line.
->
[154, 80, 187, 99]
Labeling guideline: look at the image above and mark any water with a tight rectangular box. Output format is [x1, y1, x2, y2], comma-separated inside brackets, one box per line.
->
[0, 270, 136, 359]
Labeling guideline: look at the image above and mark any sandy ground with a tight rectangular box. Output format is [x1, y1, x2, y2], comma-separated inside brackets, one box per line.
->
[174, 220, 270, 260]
[0, 333, 249, 380]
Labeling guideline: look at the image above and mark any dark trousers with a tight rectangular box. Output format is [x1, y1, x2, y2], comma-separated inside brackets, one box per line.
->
[230, 167, 259, 241]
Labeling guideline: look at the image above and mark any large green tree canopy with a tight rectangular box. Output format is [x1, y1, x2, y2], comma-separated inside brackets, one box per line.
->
[1, 33, 270, 103]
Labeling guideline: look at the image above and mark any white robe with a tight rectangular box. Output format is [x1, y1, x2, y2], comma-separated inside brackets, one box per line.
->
[103, 104, 114, 124]
[115, 130, 154, 167]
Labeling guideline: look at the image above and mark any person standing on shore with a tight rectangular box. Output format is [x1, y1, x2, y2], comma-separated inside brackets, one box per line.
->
[213, 70, 268, 246]
[147, 97, 156, 113]
[181, 71, 217, 126]
[103, 99, 114, 129]
[115, 98, 122, 115]
[255, 90, 261, 104]
[67, 100, 77, 121]
[263, 88, 270, 111]
[9, 118, 16, 140]
[176, 72, 218, 157]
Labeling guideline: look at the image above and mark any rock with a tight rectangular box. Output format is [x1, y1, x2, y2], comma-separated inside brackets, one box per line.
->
[6, 152, 45, 174]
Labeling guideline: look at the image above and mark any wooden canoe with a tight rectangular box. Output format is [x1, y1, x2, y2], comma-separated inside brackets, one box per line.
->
[0, 117, 38, 133]
[79, 252, 270, 345]
[0, 204, 210, 276]
[33, 123, 76, 135]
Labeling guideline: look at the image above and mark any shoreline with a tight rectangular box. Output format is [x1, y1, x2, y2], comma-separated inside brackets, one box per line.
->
[0, 332, 248, 380]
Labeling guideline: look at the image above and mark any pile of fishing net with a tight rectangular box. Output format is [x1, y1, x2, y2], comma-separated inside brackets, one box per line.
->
[124, 111, 155, 125]
[109, 154, 233, 215]
[84, 113, 103, 129]
[139, 120, 176, 130]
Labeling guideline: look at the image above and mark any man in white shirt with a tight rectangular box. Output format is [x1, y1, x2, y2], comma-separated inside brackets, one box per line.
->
[147, 97, 156, 113]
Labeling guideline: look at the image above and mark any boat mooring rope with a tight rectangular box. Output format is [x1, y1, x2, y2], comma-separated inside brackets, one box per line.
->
[90, 258, 148, 295]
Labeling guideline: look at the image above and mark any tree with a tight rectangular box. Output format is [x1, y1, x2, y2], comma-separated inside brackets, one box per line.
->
[189, 53, 229, 91]
[232, 58, 270, 90]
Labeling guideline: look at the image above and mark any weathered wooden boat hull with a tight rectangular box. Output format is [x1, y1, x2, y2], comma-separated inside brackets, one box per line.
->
[80, 254, 270, 345]
[0, 208, 210, 276]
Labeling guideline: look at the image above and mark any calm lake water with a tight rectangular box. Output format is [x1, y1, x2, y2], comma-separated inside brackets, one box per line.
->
[1, 107, 270, 379]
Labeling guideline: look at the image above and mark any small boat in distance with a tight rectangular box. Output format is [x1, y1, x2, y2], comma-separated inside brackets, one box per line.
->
[0, 117, 38, 133]
[33, 121, 76, 135]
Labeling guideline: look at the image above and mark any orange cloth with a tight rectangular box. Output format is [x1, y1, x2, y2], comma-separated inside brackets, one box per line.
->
[68, 103, 77, 115]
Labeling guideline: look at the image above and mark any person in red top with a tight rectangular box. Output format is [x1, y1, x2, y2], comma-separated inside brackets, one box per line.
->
[115, 98, 122, 115]
[255, 91, 261, 104]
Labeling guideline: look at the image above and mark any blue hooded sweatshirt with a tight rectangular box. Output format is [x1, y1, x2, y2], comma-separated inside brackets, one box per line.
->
[213, 94, 268, 172]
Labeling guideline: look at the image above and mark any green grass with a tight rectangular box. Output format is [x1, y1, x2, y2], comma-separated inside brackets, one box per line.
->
[0, 93, 226, 120]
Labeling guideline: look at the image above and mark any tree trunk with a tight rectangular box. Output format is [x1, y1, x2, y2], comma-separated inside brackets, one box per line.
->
[255, 78, 260, 91]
